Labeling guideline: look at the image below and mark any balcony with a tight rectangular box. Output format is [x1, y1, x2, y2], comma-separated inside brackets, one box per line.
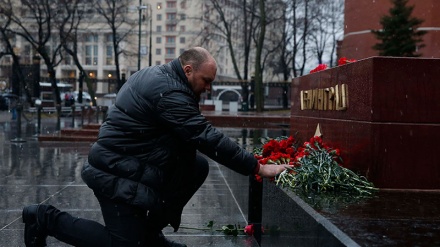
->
[164, 53, 175, 59]
[164, 42, 176, 48]
[165, 7, 177, 13]
[165, 19, 179, 25]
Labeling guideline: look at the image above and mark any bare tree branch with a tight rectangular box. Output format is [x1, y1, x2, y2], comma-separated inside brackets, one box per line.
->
[96, 0, 134, 90]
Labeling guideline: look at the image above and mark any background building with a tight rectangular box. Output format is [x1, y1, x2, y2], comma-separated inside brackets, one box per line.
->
[1, 0, 287, 108]
[0, 0, 255, 98]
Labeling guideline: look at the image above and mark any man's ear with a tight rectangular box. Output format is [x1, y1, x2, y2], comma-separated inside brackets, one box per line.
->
[183, 65, 192, 75]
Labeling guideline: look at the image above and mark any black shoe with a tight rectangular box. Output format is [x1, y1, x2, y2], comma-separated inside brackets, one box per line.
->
[154, 232, 187, 247]
[22, 205, 48, 247]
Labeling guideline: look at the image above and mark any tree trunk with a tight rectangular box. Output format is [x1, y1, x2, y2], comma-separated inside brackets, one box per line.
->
[254, 0, 266, 112]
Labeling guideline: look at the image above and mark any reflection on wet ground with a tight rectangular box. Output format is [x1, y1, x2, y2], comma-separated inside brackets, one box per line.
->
[0, 112, 288, 246]
[314, 190, 440, 246]
[224, 125, 440, 246]
[2, 112, 440, 246]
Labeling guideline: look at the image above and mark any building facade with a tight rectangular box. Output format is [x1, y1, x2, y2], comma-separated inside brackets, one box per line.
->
[0, 0, 251, 97]
[57, 0, 210, 95]
[1, 0, 287, 109]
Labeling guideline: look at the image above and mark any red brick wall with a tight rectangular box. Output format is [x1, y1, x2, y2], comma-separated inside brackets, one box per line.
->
[291, 57, 440, 189]
[341, 0, 440, 59]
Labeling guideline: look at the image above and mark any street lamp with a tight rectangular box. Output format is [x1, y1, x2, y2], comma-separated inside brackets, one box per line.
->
[35, 99, 42, 135]
[148, 4, 152, 67]
[138, 1, 148, 71]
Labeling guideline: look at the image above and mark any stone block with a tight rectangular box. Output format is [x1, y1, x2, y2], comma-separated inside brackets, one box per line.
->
[290, 57, 440, 189]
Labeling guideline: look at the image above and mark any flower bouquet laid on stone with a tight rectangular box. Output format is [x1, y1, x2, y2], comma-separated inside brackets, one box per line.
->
[253, 135, 378, 196]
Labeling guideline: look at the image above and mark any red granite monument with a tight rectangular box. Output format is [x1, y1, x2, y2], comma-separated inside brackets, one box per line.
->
[290, 57, 440, 189]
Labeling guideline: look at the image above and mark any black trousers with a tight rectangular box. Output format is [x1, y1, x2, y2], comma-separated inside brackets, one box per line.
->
[42, 155, 209, 246]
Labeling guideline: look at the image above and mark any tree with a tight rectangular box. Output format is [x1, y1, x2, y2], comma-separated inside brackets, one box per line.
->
[270, 0, 310, 106]
[289, 0, 311, 78]
[0, 4, 30, 103]
[253, 0, 266, 112]
[309, 0, 344, 66]
[58, 0, 97, 106]
[371, 0, 426, 57]
[242, 0, 258, 82]
[199, 0, 258, 106]
[5, 0, 69, 114]
[201, 0, 245, 82]
[95, 0, 134, 91]
[325, 0, 344, 67]
[248, 0, 285, 111]
[260, 1, 289, 109]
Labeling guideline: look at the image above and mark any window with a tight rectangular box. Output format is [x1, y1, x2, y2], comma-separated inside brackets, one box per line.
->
[156, 48, 161, 55]
[166, 36, 176, 44]
[157, 14, 162, 21]
[166, 25, 176, 31]
[166, 13, 176, 20]
[64, 51, 72, 65]
[156, 37, 162, 43]
[106, 45, 113, 65]
[86, 34, 98, 43]
[44, 45, 52, 59]
[85, 34, 99, 65]
[85, 45, 98, 65]
[179, 48, 185, 55]
[166, 48, 175, 56]
[180, 0, 186, 9]
[179, 37, 185, 44]
[105, 34, 114, 65]
[22, 45, 33, 64]
[156, 61, 161, 65]
[65, 70, 76, 79]
[156, 26, 162, 32]
[180, 14, 186, 20]
[180, 25, 185, 32]
[166, 1, 176, 8]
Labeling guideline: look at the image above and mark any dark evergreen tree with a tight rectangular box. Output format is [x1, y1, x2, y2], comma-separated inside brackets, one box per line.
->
[371, 0, 426, 57]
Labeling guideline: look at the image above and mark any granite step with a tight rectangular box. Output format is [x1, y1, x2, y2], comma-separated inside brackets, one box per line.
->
[38, 124, 100, 142]
[60, 128, 99, 136]
[37, 113, 290, 142]
[81, 123, 101, 129]
[38, 134, 97, 142]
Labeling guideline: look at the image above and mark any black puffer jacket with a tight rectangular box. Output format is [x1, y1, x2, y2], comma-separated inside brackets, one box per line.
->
[82, 59, 258, 211]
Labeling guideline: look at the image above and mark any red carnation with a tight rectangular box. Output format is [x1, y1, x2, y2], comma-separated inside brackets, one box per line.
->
[244, 224, 254, 236]
[310, 64, 328, 73]
[338, 57, 356, 65]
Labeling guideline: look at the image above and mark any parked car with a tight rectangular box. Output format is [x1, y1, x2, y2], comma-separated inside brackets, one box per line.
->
[73, 91, 92, 104]
[61, 91, 92, 106]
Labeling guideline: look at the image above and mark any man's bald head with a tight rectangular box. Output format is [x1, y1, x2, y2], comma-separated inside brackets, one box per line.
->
[179, 47, 216, 72]
[179, 47, 217, 99]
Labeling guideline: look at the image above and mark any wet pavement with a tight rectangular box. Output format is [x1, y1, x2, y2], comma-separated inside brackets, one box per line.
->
[0, 111, 288, 247]
[2, 110, 440, 246]
[316, 190, 440, 246]
[261, 182, 440, 247]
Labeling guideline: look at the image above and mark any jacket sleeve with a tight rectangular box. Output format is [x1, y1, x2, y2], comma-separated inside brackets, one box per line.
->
[156, 90, 258, 176]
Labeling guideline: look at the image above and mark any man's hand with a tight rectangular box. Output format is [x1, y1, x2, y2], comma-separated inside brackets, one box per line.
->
[257, 164, 289, 178]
